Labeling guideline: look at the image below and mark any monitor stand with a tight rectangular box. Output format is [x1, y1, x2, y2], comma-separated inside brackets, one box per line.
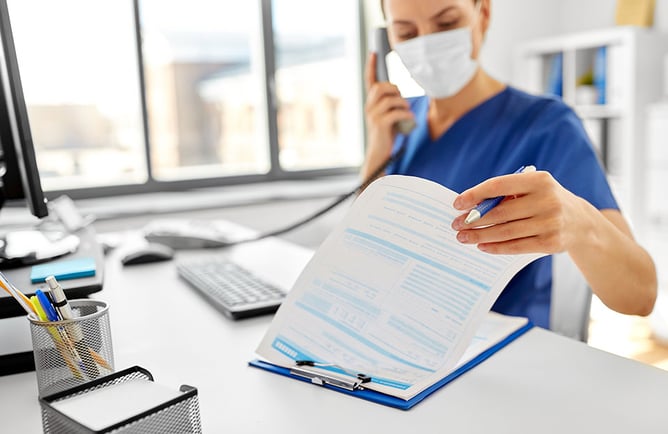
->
[0, 228, 80, 269]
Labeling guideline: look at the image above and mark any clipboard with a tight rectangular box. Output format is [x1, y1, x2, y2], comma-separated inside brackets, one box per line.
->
[249, 321, 532, 411]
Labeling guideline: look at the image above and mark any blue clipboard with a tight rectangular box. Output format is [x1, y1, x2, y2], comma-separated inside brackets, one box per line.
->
[249, 321, 533, 410]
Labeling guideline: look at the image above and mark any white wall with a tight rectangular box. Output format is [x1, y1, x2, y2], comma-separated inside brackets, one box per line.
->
[480, 0, 561, 82]
[556, 0, 618, 33]
[480, 0, 668, 83]
[557, 0, 668, 33]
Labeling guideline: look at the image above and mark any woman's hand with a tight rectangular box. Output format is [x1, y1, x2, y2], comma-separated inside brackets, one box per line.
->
[361, 53, 415, 180]
[451, 168, 657, 316]
[451, 170, 591, 255]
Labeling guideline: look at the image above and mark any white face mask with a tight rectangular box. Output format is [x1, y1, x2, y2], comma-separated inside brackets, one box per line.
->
[393, 26, 478, 99]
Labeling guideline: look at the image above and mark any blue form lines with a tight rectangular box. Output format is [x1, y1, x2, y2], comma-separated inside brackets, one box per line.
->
[345, 228, 490, 291]
[295, 301, 435, 374]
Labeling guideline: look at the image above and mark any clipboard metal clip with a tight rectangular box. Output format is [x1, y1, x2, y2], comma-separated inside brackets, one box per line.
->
[290, 360, 372, 391]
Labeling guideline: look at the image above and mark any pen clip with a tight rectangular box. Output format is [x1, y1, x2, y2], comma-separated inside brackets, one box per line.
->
[290, 361, 371, 391]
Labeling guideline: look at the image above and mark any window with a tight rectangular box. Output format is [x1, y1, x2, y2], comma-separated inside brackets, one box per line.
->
[140, 0, 270, 180]
[273, 0, 364, 171]
[7, 0, 364, 197]
[8, 0, 146, 192]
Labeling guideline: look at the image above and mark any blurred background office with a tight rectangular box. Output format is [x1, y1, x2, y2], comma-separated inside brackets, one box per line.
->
[4, 0, 668, 367]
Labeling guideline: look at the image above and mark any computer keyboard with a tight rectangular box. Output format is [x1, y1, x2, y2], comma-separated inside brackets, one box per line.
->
[176, 257, 287, 319]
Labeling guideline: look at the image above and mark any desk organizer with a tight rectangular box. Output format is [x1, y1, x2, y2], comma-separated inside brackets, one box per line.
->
[28, 299, 114, 397]
[39, 366, 202, 434]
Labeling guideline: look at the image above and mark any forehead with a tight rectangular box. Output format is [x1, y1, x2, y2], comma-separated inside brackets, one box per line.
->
[383, 0, 472, 20]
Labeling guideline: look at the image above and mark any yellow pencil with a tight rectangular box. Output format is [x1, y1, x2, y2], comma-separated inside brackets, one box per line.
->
[89, 349, 112, 371]
[0, 276, 36, 315]
[30, 296, 84, 379]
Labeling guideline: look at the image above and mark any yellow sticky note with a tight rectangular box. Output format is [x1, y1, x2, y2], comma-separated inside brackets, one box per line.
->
[615, 0, 656, 27]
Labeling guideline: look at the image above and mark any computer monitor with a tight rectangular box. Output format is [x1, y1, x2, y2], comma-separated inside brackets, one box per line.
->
[0, 0, 48, 218]
[0, 0, 84, 269]
[0, 0, 106, 375]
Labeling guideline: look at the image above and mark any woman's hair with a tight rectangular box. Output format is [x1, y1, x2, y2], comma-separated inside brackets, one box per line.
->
[380, 0, 478, 19]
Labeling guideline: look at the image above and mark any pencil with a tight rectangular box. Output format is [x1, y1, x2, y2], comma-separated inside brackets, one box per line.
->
[0, 274, 36, 315]
[89, 349, 113, 371]
[46, 276, 102, 378]
[30, 296, 84, 379]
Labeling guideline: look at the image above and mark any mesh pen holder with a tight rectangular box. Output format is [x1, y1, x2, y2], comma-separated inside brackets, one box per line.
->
[28, 299, 115, 397]
[39, 366, 202, 434]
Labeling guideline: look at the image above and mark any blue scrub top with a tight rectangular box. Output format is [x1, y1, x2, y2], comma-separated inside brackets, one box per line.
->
[386, 86, 618, 328]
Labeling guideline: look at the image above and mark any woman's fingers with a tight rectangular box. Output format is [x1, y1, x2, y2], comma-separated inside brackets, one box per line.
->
[366, 82, 405, 107]
[453, 170, 551, 211]
[365, 82, 414, 133]
[453, 194, 535, 229]
[451, 170, 583, 255]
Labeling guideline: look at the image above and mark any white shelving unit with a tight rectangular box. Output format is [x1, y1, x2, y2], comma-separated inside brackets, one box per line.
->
[646, 101, 668, 223]
[513, 26, 668, 237]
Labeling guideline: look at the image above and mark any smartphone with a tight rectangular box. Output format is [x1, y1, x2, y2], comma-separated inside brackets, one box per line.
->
[372, 27, 415, 135]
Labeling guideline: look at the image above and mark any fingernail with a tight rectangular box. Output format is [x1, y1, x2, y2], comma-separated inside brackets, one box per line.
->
[453, 197, 463, 209]
[457, 232, 469, 243]
[452, 220, 462, 230]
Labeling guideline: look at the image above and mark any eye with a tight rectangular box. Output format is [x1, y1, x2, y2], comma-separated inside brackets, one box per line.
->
[390, 24, 418, 42]
[437, 20, 459, 30]
[396, 31, 418, 41]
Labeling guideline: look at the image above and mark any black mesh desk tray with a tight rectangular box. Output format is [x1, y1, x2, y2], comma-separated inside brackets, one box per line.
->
[39, 366, 202, 433]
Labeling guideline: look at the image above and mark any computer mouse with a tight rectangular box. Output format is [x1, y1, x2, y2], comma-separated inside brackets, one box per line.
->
[120, 243, 175, 266]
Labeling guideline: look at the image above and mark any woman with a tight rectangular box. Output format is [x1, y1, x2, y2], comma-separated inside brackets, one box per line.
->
[362, 0, 656, 328]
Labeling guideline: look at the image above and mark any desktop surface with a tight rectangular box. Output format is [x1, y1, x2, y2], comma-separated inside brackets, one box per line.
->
[2, 225, 668, 433]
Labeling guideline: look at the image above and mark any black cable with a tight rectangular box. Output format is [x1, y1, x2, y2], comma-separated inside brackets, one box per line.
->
[229, 134, 410, 245]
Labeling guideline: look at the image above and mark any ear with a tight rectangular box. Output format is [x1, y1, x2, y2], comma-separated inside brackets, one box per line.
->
[479, 0, 491, 36]
[471, 0, 490, 59]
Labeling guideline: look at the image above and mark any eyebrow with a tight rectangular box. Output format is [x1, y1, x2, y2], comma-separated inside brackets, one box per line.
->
[390, 6, 458, 25]
[430, 6, 457, 20]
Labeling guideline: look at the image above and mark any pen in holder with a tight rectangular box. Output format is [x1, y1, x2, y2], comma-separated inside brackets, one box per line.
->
[28, 299, 114, 397]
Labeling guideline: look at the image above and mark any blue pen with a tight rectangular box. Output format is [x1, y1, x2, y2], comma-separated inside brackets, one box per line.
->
[35, 288, 60, 322]
[35, 287, 89, 376]
[464, 165, 536, 224]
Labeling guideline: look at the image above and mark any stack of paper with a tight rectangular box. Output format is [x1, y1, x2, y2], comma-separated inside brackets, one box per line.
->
[51, 378, 183, 431]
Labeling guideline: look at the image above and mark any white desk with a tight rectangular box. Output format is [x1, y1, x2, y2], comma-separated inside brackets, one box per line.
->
[2, 233, 668, 433]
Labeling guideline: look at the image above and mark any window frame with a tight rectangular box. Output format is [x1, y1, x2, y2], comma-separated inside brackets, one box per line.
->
[34, 0, 367, 201]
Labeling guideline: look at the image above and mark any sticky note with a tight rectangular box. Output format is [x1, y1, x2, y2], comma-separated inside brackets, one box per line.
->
[30, 257, 97, 284]
[615, 0, 655, 27]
